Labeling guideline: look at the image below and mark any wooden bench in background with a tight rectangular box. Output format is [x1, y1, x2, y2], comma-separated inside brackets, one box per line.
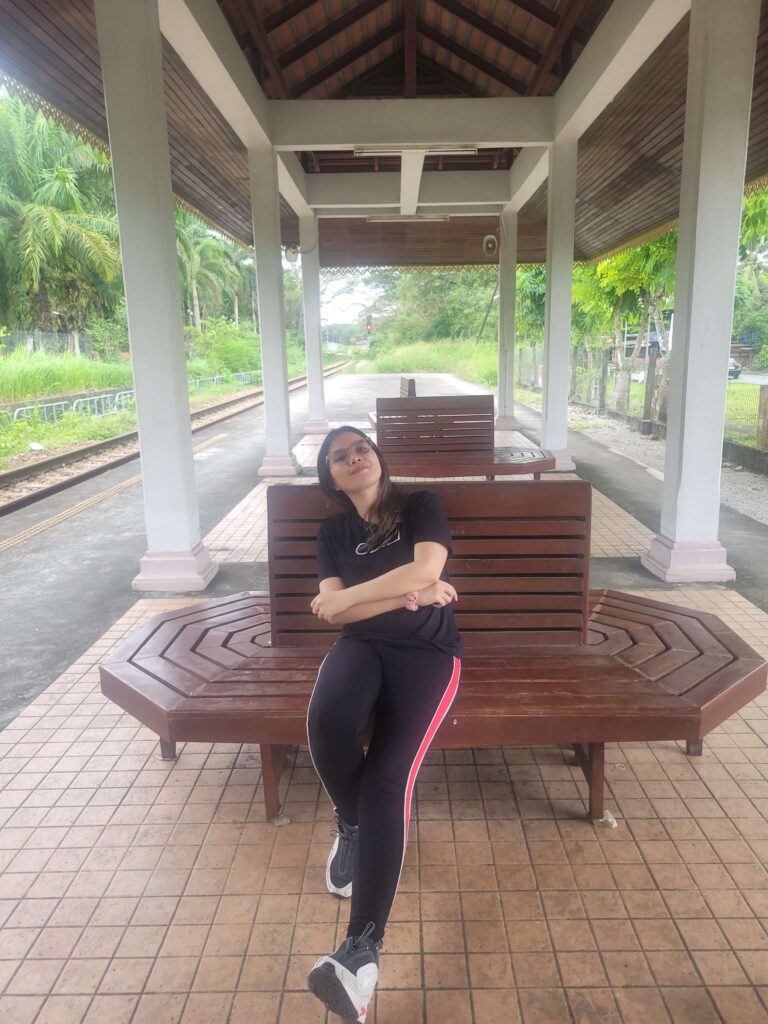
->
[100, 481, 767, 825]
[375, 395, 555, 478]
[368, 375, 416, 428]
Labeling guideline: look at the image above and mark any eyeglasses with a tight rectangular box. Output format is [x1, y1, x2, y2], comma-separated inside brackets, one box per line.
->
[326, 440, 372, 467]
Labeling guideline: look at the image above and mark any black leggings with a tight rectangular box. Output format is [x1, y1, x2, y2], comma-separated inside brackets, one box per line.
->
[307, 637, 461, 943]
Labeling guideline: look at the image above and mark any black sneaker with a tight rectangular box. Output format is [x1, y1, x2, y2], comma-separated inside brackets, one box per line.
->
[308, 921, 382, 1022]
[326, 811, 358, 898]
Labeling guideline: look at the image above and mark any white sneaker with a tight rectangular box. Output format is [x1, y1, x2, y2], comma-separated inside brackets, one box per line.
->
[308, 922, 381, 1022]
[326, 812, 358, 898]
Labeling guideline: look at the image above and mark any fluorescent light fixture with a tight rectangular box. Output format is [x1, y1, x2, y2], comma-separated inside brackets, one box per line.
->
[366, 214, 450, 223]
[353, 144, 478, 158]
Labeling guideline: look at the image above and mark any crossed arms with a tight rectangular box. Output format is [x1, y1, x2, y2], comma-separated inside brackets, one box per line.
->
[310, 541, 457, 625]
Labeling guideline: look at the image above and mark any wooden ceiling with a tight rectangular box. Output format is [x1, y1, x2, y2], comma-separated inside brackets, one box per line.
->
[1, 1, 767, 266]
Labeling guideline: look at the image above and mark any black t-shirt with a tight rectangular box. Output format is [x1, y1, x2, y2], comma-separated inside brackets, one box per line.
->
[316, 489, 463, 657]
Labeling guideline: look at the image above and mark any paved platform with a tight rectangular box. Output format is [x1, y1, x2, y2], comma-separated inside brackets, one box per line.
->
[2, 371, 768, 1022]
[0, 590, 767, 1023]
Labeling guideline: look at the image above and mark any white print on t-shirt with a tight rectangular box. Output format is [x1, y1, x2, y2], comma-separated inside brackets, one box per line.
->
[355, 529, 401, 556]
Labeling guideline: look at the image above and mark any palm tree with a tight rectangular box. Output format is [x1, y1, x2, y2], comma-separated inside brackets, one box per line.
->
[0, 96, 121, 342]
[175, 211, 239, 331]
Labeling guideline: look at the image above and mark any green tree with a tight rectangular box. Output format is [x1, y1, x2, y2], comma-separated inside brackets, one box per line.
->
[0, 95, 121, 337]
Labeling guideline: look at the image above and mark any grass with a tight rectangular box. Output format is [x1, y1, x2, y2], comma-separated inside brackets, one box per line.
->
[0, 379, 258, 470]
[364, 340, 499, 388]
[0, 352, 134, 402]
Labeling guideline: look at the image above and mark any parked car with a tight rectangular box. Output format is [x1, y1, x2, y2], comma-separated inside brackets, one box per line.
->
[728, 357, 742, 380]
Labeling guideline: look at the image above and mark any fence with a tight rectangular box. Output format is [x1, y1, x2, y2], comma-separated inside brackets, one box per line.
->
[7, 371, 261, 426]
[1, 331, 96, 357]
[568, 345, 767, 449]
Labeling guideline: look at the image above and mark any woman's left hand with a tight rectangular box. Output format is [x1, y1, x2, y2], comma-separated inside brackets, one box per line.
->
[311, 589, 350, 622]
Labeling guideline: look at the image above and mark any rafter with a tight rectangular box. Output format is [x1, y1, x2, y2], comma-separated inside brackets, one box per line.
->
[417, 53, 483, 97]
[279, 0, 390, 69]
[431, 0, 542, 67]
[419, 20, 527, 95]
[527, 0, 590, 96]
[332, 53, 403, 99]
[404, 1, 417, 97]
[294, 21, 403, 96]
[262, 0, 317, 34]
[232, 0, 291, 98]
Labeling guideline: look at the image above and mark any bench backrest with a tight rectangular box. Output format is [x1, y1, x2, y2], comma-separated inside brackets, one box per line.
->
[400, 376, 416, 397]
[375, 395, 494, 456]
[267, 480, 591, 649]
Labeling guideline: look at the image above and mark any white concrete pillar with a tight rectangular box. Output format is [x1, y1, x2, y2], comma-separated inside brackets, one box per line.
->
[249, 146, 299, 476]
[541, 139, 577, 470]
[496, 207, 518, 429]
[94, 0, 216, 591]
[299, 214, 329, 432]
[642, 0, 760, 582]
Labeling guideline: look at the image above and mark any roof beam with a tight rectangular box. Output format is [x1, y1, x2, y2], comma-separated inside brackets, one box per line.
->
[306, 171, 512, 209]
[526, 0, 590, 96]
[507, 146, 548, 211]
[431, 0, 542, 67]
[400, 150, 426, 214]
[555, 0, 691, 139]
[417, 53, 483, 97]
[279, 0, 390, 68]
[315, 205, 503, 218]
[419, 21, 528, 95]
[263, 0, 317, 34]
[294, 20, 402, 96]
[270, 96, 555, 150]
[504, 0, 691, 214]
[159, 0, 313, 217]
[404, 1, 417, 97]
[228, 0, 291, 97]
[332, 53, 403, 99]
[159, 0, 271, 148]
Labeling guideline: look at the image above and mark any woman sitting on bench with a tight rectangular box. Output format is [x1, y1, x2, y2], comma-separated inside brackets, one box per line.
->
[307, 425, 462, 1022]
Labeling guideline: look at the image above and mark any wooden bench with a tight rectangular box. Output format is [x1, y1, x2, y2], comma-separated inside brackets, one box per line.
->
[368, 375, 416, 428]
[100, 481, 767, 826]
[375, 395, 555, 478]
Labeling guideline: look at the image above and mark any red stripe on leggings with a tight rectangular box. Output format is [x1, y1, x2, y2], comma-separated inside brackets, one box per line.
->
[402, 656, 461, 845]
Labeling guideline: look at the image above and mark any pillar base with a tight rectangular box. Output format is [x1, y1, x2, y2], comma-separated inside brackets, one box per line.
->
[549, 448, 576, 471]
[132, 542, 218, 592]
[641, 534, 736, 582]
[495, 415, 519, 430]
[303, 418, 330, 434]
[258, 452, 300, 477]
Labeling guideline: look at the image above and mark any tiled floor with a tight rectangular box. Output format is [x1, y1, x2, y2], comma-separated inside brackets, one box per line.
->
[203, 433, 654, 563]
[1, 590, 768, 1023]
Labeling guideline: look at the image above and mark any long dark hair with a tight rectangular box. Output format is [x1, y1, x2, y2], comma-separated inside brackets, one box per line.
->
[317, 426, 406, 549]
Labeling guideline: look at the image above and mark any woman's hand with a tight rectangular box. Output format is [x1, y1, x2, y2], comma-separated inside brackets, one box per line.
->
[405, 581, 458, 611]
[310, 589, 350, 623]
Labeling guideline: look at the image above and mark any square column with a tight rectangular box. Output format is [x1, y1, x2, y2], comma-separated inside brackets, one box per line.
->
[642, 0, 761, 582]
[496, 207, 518, 429]
[249, 147, 299, 476]
[541, 139, 577, 470]
[94, 0, 216, 591]
[299, 214, 329, 433]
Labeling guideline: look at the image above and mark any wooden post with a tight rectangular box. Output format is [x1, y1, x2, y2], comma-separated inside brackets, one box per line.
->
[597, 350, 609, 414]
[757, 384, 768, 449]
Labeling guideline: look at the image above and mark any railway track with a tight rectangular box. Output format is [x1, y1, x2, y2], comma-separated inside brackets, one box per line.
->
[0, 363, 347, 515]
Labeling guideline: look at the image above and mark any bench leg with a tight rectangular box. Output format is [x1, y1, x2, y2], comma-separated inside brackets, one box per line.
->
[159, 739, 177, 760]
[260, 743, 292, 824]
[534, 472, 541, 480]
[686, 739, 704, 757]
[572, 742, 610, 824]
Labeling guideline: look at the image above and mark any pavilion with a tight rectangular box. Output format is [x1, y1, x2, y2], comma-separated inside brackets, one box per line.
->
[0, 0, 764, 589]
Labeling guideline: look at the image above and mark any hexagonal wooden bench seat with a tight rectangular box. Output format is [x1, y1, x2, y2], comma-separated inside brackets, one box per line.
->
[100, 482, 767, 824]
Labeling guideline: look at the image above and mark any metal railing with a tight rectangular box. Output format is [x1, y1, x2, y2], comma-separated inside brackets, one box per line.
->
[6, 373, 261, 425]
